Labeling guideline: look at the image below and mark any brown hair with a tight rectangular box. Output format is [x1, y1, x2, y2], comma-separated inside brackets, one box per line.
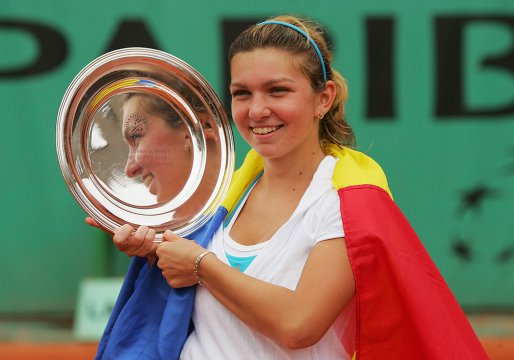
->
[124, 93, 183, 128]
[228, 15, 355, 150]
[121, 69, 206, 129]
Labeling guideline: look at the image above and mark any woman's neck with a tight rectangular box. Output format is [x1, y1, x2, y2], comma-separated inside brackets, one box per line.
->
[259, 146, 326, 191]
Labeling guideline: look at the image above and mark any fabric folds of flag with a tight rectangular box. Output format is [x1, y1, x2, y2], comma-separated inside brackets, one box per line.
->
[95, 208, 227, 360]
[331, 146, 487, 359]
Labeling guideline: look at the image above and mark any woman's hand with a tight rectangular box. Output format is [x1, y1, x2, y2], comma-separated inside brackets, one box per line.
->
[112, 224, 158, 258]
[156, 230, 207, 288]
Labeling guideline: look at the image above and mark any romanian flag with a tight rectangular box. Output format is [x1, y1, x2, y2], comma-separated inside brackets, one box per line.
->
[96, 147, 488, 359]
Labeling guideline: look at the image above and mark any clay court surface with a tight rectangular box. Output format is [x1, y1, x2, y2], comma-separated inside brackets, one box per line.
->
[0, 343, 97, 360]
[0, 340, 513, 359]
[0, 340, 512, 359]
[0, 314, 513, 359]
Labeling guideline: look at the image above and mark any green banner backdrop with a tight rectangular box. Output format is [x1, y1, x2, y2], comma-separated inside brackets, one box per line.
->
[1, 0, 513, 313]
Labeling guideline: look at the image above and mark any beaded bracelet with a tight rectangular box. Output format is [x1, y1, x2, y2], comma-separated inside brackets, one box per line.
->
[194, 251, 214, 286]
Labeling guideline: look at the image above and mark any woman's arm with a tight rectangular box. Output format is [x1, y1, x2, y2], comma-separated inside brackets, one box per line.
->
[156, 232, 355, 349]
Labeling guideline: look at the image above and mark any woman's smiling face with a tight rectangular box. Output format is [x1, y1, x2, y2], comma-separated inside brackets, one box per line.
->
[230, 48, 324, 160]
[122, 94, 192, 203]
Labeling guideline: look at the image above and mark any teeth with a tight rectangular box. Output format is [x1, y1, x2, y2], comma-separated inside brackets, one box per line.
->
[143, 174, 154, 187]
[252, 126, 278, 135]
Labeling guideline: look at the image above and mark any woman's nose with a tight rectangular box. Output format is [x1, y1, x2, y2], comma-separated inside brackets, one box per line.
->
[124, 149, 142, 178]
[248, 95, 271, 120]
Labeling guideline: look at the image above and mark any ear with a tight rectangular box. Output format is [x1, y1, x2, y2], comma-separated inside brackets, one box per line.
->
[317, 80, 337, 116]
[183, 132, 192, 153]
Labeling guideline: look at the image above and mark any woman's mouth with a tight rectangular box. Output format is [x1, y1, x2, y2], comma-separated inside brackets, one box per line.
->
[143, 174, 154, 188]
[251, 126, 281, 135]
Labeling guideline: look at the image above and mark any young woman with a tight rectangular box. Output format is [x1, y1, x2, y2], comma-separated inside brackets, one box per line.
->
[95, 16, 488, 360]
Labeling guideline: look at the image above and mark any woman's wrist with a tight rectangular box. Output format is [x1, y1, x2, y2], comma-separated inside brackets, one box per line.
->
[194, 251, 216, 286]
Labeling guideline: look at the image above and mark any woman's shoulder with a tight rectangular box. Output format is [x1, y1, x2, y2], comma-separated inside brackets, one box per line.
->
[300, 155, 343, 224]
[327, 146, 393, 199]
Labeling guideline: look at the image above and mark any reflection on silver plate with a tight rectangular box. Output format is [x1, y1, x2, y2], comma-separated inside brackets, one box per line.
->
[56, 48, 234, 241]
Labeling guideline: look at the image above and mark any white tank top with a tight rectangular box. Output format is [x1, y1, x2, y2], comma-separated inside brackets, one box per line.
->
[180, 156, 355, 359]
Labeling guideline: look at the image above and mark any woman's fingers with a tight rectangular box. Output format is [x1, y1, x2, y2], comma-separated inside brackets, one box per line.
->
[114, 225, 140, 255]
[133, 225, 149, 243]
[156, 237, 206, 288]
[113, 224, 134, 249]
[133, 227, 157, 257]
[126, 226, 149, 256]
[163, 229, 181, 242]
[110, 224, 158, 258]
[85, 217, 100, 228]
[145, 228, 157, 244]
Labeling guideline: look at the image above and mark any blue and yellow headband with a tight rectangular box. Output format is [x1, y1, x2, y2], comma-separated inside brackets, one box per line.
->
[256, 20, 328, 83]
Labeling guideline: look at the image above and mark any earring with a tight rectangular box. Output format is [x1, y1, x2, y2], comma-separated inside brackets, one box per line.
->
[319, 112, 325, 120]
[184, 143, 190, 153]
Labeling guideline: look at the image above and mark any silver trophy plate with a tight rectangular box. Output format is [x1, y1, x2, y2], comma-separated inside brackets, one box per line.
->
[56, 48, 234, 241]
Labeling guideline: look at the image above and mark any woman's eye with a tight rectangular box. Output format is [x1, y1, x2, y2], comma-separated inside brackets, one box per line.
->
[128, 133, 143, 143]
[231, 89, 250, 97]
[270, 87, 288, 95]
